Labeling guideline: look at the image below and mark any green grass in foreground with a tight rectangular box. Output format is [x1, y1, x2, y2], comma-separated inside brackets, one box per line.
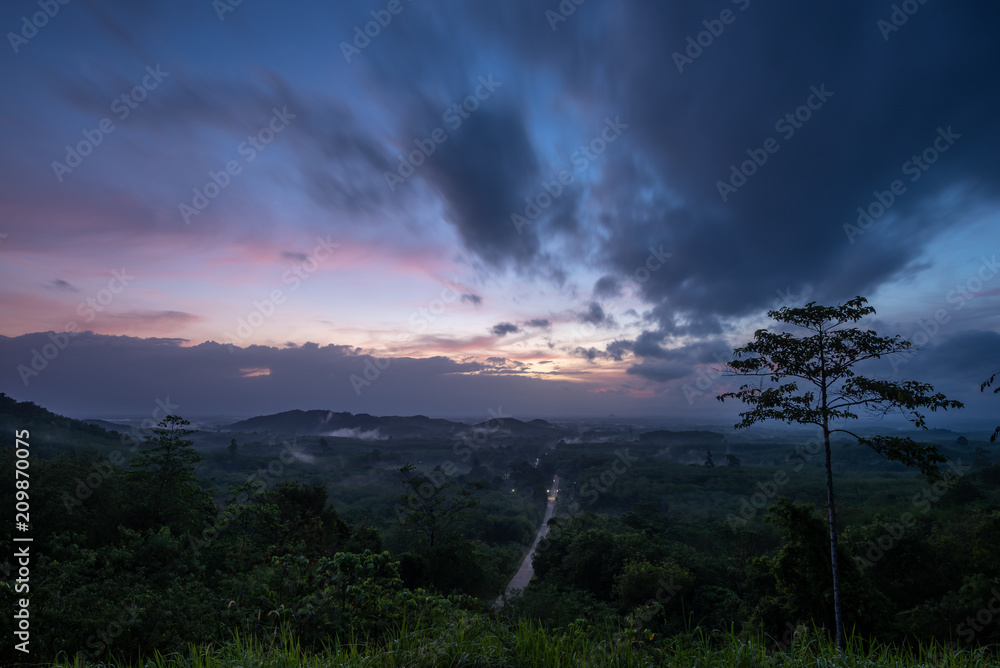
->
[55, 618, 998, 668]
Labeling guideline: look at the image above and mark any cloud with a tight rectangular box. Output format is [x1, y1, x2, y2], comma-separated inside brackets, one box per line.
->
[605, 339, 634, 362]
[105, 311, 202, 325]
[525, 318, 551, 329]
[461, 293, 483, 305]
[593, 275, 622, 299]
[418, 107, 548, 271]
[626, 361, 691, 383]
[491, 322, 521, 337]
[572, 346, 601, 362]
[579, 301, 616, 329]
[0, 332, 679, 418]
[48, 279, 79, 293]
[324, 428, 387, 441]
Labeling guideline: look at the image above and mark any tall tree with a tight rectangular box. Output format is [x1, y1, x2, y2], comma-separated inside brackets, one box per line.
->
[718, 296, 962, 649]
[129, 415, 212, 532]
[396, 463, 481, 549]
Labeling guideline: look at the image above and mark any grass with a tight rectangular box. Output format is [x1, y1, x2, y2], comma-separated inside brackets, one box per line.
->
[55, 618, 998, 668]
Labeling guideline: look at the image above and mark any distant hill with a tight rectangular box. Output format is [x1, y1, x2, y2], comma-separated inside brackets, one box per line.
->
[223, 410, 566, 440]
[223, 409, 464, 439]
[81, 418, 134, 431]
[638, 429, 726, 445]
[470, 416, 561, 437]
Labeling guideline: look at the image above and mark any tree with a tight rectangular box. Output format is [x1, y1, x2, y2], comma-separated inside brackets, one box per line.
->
[982, 373, 999, 443]
[396, 463, 482, 549]
[753, 499, 892, 640]
[718, 296, 963, 648]
[131, 415, 202, 484]
[704, 449, 715, 467]
[129, 415, 212, 532]
[726, 454, 741, 467]
[267, 481, 349, 557]
[228, 438, 238, 459]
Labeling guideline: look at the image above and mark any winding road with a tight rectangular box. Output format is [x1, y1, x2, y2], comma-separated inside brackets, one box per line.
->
[496, 474, 559, 605]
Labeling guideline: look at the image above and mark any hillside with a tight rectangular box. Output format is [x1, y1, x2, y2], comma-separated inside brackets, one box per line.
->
[0, 392, 127, 456]
[223, 409, 567, 441]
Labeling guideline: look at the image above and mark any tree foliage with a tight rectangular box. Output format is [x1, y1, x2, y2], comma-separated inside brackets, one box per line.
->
[718, 296, 962, 648]
[719, 297, 962, 481]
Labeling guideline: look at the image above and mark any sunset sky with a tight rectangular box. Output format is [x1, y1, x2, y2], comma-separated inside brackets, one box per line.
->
[1, 0, 998, 422]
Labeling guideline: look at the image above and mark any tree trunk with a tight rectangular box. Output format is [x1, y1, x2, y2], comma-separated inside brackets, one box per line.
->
[823, 424, 845, 649]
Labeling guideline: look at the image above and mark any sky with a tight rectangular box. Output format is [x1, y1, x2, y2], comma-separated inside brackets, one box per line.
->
[0, 0, 998, 424]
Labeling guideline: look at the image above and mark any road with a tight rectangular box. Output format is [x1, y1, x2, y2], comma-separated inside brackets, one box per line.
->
[496, 474, 559, 606]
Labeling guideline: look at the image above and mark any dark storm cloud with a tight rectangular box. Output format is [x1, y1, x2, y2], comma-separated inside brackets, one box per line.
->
[418, 107, 546, 270]
[490, 322, 521, 337]
[842, 328, 1000, 430]
[632, 330, 669, 360]
[623, 336, 733, 385]
[408, 1, 1000, 351]
[588, 2, 999, 330]
[0, 333, 644, 418]
[1, 0, 996, 421]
